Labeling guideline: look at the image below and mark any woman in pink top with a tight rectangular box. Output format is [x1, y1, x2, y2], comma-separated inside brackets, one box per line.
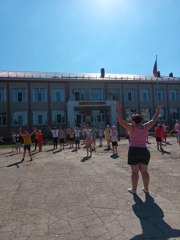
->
[176, 121, 180, 147]
[116, 102, 161, 194]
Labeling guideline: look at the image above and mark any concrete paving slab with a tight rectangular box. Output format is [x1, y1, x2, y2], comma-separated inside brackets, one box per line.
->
[0, 137, 180, 240]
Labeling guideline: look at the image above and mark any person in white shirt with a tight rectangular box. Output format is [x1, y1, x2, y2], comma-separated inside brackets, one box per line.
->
[49, 126, 59, 149]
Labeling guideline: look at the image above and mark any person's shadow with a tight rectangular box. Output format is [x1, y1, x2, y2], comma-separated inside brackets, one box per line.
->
[131, 193, 180, 239]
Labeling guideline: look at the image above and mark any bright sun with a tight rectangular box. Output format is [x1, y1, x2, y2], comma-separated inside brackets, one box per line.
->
[88, 0, 127, 17]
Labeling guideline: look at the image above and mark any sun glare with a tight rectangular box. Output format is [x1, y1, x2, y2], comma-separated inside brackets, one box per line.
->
[88, 0, 129, 19]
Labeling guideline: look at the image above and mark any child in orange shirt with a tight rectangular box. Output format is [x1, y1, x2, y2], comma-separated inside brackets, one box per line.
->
[154, 124, 163, 150]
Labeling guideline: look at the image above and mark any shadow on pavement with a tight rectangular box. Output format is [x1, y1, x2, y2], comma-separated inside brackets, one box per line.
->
[4, 152, 17, 157]
[81, 156, 91, 162]
[31, 151, 40, 156]
[46, 148, 56, 152]
[131, 193, 180, 239]
[6, 160, 24, 168]
[52, 149, 61, 154]
[159, 148, 171, 155]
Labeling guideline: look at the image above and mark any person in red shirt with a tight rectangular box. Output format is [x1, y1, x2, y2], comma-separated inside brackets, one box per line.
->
[33, 129, 39, 151]
[37, 130, 43, 152]
[154, 124, 163, 150]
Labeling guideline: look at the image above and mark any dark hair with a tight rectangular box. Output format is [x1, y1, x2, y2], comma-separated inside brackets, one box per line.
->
[131, 114, 143, 124]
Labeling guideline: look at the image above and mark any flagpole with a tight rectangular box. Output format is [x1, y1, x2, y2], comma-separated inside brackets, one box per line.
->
[155, 54, 159, 106]
[155, 55, 162, 121]
[153, 54, 160, 120]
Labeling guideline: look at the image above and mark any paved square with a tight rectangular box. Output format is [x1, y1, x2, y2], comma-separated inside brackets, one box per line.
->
[0, 137, 180, 239]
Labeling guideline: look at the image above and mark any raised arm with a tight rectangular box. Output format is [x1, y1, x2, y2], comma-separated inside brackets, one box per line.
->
[19, 127, 23, 137]
[30, 127, 36, 136]
[145, 105, 162, 130]
[116, 102, 133, 132]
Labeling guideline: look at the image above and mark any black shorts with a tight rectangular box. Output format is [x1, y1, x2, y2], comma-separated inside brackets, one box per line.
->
[75, 137, 80, 144]
[156, 137, 162, 142]
[112, 141, 118, 146]
[128, 147, 150, 165]
[53, 137, 58, 142]
[24, 144, 31, 151]
[59, 139, 65, 144]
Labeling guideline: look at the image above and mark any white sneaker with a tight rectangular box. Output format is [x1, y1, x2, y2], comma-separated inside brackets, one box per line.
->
[128, 188, 136, 194]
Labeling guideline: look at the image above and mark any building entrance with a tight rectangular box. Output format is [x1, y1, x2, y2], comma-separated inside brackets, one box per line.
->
[74, 109, 105, 126]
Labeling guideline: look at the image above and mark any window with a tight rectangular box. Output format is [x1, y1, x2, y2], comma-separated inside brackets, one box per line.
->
[13, 88, 27, 102]
[169, 89, 178, 101]
[125, 109, 136, 122]
[52, 110, 65, 124]
[158, 108, 165, 121]
[90, 88, 104, 101]
[0, 88, 6, 102]
[12, 112, 27, 126]
[140, 108, 150, 121]
[32, 88, 47, 102]
[33, 111, 47, 125]
[51, 88, 65, 102]
[108, 88, 120, 100]
[140, 89, 150, 102]
[0, 112, 6, 126]
[92, 110, 105, 123]
[70, 88, 85, 101]
[170, 108, 179, 120]
[155, 88, 165, 101]
[125, 88, 136, 101]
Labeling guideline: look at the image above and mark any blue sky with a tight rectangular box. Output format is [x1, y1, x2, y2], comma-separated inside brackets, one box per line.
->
[0, 0, 180, 77]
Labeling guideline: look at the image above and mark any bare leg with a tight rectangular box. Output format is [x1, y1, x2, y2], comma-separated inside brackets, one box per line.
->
[28, 150, 33, 161]
[115, 146, 117, 154]
[23, 150, 26, 159]
[140, 164, 149, 192]
[130, 165, 140, 192]
[89, 145, 92, 157]
[86, 145, 89, 156]
[21, 149, 26, 161]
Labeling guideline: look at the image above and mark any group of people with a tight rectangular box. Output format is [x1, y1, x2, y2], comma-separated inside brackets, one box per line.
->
[10, 129, 43, 155]
[49, 124, 119, 158]
[19, 128, 43, 162]
[1, 102, 179, 196]
[154, 120, 180, 150]
[3, 125, 120, 162]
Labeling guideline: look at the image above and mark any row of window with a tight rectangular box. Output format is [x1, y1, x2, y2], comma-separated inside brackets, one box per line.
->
[0, 87, 179, 102]
[0, 111, 65, 126]
[0, 108, 179, 126]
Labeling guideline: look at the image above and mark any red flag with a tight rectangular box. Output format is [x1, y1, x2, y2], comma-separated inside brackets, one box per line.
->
[153, 57, 157, 77]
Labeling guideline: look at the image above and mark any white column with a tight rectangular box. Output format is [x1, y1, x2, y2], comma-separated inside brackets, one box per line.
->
[67, 102, 75, 126]
[106, 101, 117, 126]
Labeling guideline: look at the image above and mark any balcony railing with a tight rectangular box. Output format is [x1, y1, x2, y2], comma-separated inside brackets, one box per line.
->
[0, 70, 180, 82]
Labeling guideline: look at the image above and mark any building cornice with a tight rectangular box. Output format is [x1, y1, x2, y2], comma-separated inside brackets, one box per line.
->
[0, 70, 180, 83]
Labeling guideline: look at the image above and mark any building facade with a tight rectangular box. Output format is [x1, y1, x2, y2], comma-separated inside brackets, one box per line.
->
[0, 71, 180, 137]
